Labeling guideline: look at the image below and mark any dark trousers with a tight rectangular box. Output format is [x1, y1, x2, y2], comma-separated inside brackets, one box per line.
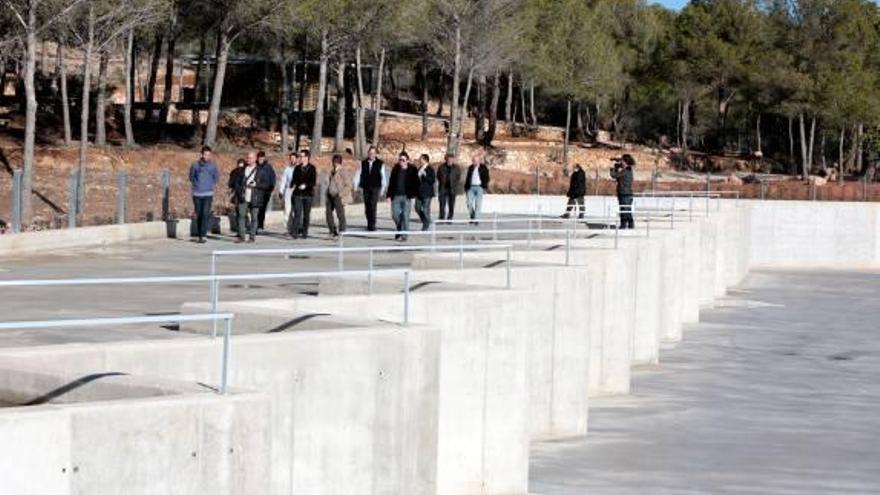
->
[257, 197, 270, 230]
[362, 187, 381, 231]
[618, 195, 634, 229]
[325, 194, 346, 236]
[438, 191, 456, 220]
[237, 201, 259, 240]
[415, 197, 432, 230]
[565, 196, 585, 218]
[291, 194, 313, 237]
[192, 195, 213, 238]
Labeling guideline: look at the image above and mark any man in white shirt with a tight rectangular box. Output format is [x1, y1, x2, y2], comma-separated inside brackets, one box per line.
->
[278, 152, 297, 233]
[464, 151, 491, 224]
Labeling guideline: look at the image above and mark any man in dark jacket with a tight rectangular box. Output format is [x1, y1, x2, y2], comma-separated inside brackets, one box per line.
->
[562, 163, 587, 219]
[386, 152, 419, 240]
[354, 146, 387, 231]
[610, 154, 635, 229]
[414, 154, 436, 231]
[255, 150, 276, 232]
[465, 152, 490, 223]
[436, 153, 461, 220]
[234, 151, 274, 242]
[189, 145, 219, 243]
[289, 149, 317, 239]
[227, 158, 247, 237]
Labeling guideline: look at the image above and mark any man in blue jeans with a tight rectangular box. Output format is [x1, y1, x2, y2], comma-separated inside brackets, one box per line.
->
[386, 152, 419, 241]
[465, 151, 490, 225]
[189, 145, 219, 243]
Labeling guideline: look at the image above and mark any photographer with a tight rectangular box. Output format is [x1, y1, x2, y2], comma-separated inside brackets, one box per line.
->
[610, 154, 635, 229]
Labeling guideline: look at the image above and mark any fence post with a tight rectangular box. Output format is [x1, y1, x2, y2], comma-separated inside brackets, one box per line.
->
[11, 169, 22, 233]
[863, 176, 868, 201]
[220, 317, 232, 394]
[506, 246, 512, 289]
[116, 170, 127, 224]
[160, 169, 171, 220]
[68, 169, 79, 228]
[403, 271, 410, 326]
[565, 228, 571, 266]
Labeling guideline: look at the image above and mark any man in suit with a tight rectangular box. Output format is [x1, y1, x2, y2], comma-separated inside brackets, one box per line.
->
[465, 151, 490, 224]
[562, 163, 587, 219]
[386, 152, 420, 241]
[235, 151, 274, 243]
[353, 146, 387, 231]
[290, 149, 317, 239]
[414, 153, 436, 230]
[610, 154, 635, 229]
[255, 150, 276, 232]
[436, 153, 461, 220]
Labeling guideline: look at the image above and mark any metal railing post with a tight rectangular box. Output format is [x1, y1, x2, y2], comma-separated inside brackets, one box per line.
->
[459, 233, 465, 269]
[210, 253, 218, 338]
[670, 198, 675, 229]
[11, 169, 21, 233]
[527, 219, 533, 247]
[614, 224, 620, 250]
[431, 222, 437, 251]
[689, 194, 694, 222]
[116, 170, 127, 225]
[492, 211, 498, 241]
[220, 317, 232, 394]
[337, 234, 344, 271]
[565, 228, 571, 266]
[403, 271, 410, 326]
[68, 169, 78, 228]
[506, 246, 512, 289]
[368, 250, 374, 294]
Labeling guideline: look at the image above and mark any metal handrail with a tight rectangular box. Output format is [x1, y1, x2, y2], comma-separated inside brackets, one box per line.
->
[0, 312, 237, 395]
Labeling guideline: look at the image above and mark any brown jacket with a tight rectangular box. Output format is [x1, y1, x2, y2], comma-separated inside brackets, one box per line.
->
[326, 167, 354, 205]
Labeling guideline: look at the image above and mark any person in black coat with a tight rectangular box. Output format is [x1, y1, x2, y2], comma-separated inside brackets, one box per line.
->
[414, 154, 436, 231]
[227, 158, 247, 236]
[289, 149, 318, 239]
[354, 146, 387, 231]
[255, 150, 276, 231]
[563, 163, 587, 219]
[610, 154, 636, 229]
[386, 152, 420, 240]
[436, 153, 462, 220]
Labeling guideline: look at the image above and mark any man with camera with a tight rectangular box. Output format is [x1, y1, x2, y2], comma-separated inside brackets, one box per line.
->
[610, 154, 635, 229]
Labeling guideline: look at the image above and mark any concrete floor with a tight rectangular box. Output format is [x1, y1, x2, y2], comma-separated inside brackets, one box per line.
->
[530, 268, 880, 494]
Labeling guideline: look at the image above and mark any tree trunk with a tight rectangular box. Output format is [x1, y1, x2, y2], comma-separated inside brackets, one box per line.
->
[0, 55, 7, 101]
[529, 82, 537, 127]
[563, 98, 571, 175]
[446, 24, 461, 155]
[295, 36, 308, 151]
[436, 70, 445, 117]
[856, 123, 864, 174]
[160, 9, 178, 138]
[371, 47, 385, 147]
[798, 113, 808, 177]
[519, 84, 527, 128]
[146, 32, 163, 120]
[681, 98, 690, 155]
[484, 72, 500, 146]
[309, 30, 329, 156]
[334, 60, 346, 153]
[504, 68, 513, 129]
[676, 100, 681, 148]
[354, 43, 367, 158]
[278, 53, 290, 153]
[20, 1, 38, 226]
[788, 115, 794, 172]
[452, 67, 474, 156]
[474, 75, 486, 144]
[807, 115, 816, 174]
[95, 50, 108, 146]
[191, 33, 206, 126]
[420, 63, 428, 141]
[77, 3, 95, 212]
[124, 29, 136, 146]
[755, 113, 762, 154]
[59, 41, 72, 146]
[839, 126, 845, 181]
[204, 28, 230, 147]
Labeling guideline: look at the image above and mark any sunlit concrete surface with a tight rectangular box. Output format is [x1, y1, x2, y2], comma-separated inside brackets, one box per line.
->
[530, 268, 880, 495]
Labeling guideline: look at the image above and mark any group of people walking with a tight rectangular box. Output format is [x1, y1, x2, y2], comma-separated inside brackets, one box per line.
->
[187, 145, 493, 244]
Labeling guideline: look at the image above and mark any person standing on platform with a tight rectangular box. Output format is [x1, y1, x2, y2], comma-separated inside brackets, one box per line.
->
[188, 145, 219, 243]
[414, 154, 436, 231]
[465, 151, 490, 224]
[278, 152, 297, 232]
[386, 152, 419, 240]
[235, 151, 273, 243]
[562, 163, 587, 219]
[354, 146, 387, 231]
[290, 149, 317, 239]
[325, 154, 352, 238]
[255, 150, 276, 232]
[610, 154, 635, 229]
[437, 153, 461, 220]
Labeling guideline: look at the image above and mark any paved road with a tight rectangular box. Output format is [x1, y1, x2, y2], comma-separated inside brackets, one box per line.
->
[530, 268, 880, 495]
